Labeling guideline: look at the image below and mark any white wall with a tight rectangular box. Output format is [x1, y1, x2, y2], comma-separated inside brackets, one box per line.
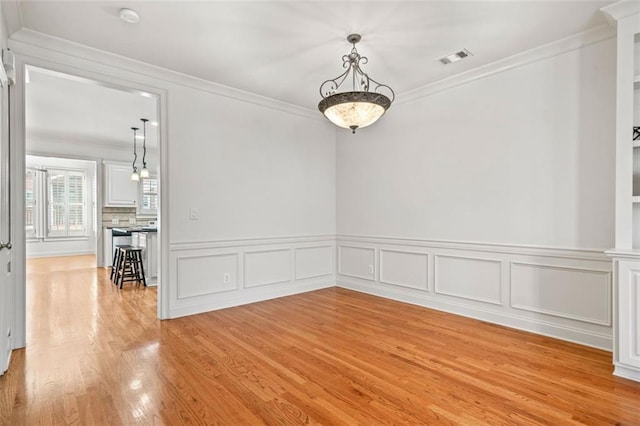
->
[167, 85, 337, 316]
[336, 37, 617, 349]
[168, 86, 335, 242]
[338, 38, 615, 250]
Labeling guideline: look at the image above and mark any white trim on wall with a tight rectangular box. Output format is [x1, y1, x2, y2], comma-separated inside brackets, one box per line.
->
[9, 29, 322, 122]
[336, 235, 612, 350]
[169, 236, 336, 319]
[398, 24, 616, 104]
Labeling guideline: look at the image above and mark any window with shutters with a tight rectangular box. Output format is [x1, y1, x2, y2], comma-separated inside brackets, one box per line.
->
[138, 177, 158, 216]
[25, 169, 36, 240]
[47, 169, 87, 237]
[26, 166, 89, 240]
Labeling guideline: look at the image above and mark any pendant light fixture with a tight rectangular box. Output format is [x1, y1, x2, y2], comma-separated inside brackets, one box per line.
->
[318, 34, 394, 134]
[130, 127, 140, 182]
[139, 118, 149, 178]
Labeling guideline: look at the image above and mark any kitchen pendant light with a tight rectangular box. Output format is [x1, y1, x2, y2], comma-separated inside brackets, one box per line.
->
[131, 127, 140, 182]
[318, 34, 394, 134]
[139, 118, 149, 178]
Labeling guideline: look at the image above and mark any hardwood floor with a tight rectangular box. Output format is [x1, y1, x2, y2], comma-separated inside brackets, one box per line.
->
[1, 255, 639, 425]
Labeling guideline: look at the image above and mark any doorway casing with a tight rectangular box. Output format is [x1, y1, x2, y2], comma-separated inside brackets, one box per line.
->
[9, 49, 170, 350]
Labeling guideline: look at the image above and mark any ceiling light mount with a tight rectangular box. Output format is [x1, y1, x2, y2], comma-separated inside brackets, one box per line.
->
[119, 8, 140, 24]
[318, 34, 394, 134]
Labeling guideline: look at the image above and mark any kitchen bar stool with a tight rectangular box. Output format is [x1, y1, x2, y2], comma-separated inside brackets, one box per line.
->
[115, 247, 147, 289]
[110, 245, 132, 283]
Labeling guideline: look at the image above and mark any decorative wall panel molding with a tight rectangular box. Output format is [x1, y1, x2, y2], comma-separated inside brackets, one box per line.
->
[176, 252, 239, 299]
[295, 245, 333, 280]
[510, 262, 611, 326]
[244, 249, 292, 288]
[434, 255, 503, 305]
[337, 245, 376, 281]
[379, 249, 429, 290]
[336, 235, 612, 350]
[169, 237, 336, 318]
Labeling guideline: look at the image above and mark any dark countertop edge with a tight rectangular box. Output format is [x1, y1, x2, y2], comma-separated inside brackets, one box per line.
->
[107, 227, 158, 234]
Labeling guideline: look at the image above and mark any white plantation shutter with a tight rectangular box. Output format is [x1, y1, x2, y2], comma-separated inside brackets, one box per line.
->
[25, 169, 36, 239]
[67, 172, 85, 234]
[140, 177, 158, 215]
[46, 169, 88, 237]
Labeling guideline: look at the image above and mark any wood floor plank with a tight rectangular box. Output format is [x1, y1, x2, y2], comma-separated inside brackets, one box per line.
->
[0, 255, 639, 424]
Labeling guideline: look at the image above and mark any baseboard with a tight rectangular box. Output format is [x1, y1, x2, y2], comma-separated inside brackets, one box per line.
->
[338, 278, 612, 350]
[26, 250, 95, 258]
[168, 279, 334, 319]
[613, 364, 640, 382]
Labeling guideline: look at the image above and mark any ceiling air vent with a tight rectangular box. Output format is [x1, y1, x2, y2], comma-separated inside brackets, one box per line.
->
[438, 49, 472, 65]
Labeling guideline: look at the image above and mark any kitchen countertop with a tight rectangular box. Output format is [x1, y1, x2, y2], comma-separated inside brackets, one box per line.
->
[109, 227, 158, 236]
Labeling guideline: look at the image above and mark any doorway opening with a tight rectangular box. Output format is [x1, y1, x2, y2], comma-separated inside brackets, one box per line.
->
[23, 65, 162, 346]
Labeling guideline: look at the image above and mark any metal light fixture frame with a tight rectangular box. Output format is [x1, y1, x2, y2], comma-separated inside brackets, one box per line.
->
[318, 34, 395, 133]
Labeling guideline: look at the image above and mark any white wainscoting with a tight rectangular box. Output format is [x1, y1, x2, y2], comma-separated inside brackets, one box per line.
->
[337, 245, 376, 281]
[295, 245, 333, 280]
[168, 236, 335, 318]
[510, 262, 611, 326]
[434, 255, 503, 305]
[244, 249, 291, 288]
[379, 249, 428, 290]
[336, 235, 613, 350]
[176, 253, 239, 299]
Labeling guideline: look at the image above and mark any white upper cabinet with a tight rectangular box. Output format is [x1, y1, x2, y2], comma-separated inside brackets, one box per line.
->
[104, 161, 137, 207]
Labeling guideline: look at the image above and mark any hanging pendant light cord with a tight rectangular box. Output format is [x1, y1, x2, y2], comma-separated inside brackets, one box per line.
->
[141, 118, 148, 170]
[131, 127, 138, 172]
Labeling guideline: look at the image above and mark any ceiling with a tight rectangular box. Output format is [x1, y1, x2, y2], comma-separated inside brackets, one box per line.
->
[26, 67, 158, 149]
[8, 1, 615, 110]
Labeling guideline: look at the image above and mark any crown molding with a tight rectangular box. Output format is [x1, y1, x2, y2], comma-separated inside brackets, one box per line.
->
[600, 0, 640, 25]
[396, 24, 616, 106]
[8, 29, 323, 122]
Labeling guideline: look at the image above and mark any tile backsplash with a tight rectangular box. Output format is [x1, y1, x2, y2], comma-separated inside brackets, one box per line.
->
[102, 207, 156, 228]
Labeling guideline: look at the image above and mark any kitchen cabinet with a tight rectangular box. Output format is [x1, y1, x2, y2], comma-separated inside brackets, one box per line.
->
[104, 161, 137, 207]
[131, 231, 158, 285]
[616, 260, 640, 378]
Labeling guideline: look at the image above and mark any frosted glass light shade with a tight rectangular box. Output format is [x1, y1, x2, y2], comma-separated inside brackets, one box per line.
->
[318, 91, 391, 133]
[140, 167, 149, 178]
[131, 170, 140, 182]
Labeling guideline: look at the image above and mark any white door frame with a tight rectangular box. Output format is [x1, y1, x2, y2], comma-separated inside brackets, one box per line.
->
[9, 51, 170, 350]
[0, 64, 13, 374]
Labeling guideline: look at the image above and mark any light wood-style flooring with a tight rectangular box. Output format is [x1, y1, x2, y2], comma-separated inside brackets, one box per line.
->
[1, 255, 639, 424]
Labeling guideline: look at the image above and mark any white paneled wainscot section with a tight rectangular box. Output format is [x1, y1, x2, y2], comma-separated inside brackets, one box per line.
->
[169, 236, 335, 318]
[336, 236, 612, 349]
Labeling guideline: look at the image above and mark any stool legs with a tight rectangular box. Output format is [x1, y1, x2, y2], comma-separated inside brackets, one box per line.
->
[116, 248, 147, 289]
[110, 248, 119, 282]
